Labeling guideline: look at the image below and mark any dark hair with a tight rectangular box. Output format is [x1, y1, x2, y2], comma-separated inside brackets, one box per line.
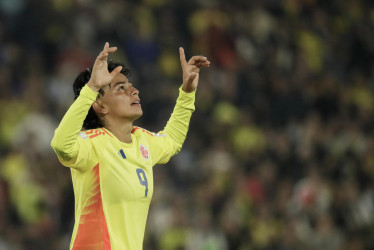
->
[73, 61, 130, 130]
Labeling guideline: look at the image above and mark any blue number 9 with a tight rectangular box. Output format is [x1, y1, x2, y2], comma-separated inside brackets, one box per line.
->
[136, 168, 148, 197]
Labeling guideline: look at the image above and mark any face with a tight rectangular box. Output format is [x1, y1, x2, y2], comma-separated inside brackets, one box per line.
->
[97, 73, 142, 123]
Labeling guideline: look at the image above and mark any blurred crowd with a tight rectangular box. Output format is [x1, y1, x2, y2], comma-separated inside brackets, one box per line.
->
[1, 0, 374, 249]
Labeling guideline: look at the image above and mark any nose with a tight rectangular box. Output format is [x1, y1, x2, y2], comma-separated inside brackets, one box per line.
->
[132, 86, 139, 96]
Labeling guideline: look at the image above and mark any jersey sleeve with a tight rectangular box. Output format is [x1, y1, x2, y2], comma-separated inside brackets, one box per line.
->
[148, 86, 195, 165]
[51, 85, 98, 171]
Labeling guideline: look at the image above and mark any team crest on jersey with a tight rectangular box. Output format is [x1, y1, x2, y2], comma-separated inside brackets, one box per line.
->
[140, 145, 149, 159]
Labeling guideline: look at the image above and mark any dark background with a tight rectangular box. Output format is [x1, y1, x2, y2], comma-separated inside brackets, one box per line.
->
[0, 0, 374, 249]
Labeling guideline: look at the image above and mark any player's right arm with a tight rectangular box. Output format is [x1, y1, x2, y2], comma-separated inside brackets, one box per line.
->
[51, 85, 98, 168]
[51, 42, 122, 169]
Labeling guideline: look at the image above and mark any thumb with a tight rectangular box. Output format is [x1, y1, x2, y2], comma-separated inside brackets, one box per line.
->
[186, 72, 197, 84]
[109, 66, 123, 78]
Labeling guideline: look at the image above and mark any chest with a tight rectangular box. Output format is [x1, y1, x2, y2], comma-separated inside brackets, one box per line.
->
[94, 139, 154, 204]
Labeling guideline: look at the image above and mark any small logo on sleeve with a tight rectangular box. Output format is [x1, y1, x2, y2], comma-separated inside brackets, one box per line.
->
[154, 133, 166, 137]
[139, 145, 149, 160]
[78, 132, 88, 139]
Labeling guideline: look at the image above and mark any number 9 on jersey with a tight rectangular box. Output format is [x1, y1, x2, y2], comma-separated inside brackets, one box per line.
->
[136, 168, 148, 197]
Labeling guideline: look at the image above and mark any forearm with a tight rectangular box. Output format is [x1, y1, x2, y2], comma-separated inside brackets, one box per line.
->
[163, 86, 196, 152]
[51, 85, 98, 160]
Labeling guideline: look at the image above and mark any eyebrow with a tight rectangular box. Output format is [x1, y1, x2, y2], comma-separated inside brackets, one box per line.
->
[98, 82, 128, 97]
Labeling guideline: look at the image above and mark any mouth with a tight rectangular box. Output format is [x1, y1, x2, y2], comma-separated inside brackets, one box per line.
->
[131, 100, 141, 107]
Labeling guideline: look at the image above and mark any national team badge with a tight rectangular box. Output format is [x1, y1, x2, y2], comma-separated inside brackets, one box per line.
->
[140, 145, 149, 159]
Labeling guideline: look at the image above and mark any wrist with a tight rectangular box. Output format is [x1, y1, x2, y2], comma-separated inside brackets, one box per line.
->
[80, 84, 100, 101]
[180, 85, 196, 95]
[182, 85, 195, 93]
[86, 81, 100, 93]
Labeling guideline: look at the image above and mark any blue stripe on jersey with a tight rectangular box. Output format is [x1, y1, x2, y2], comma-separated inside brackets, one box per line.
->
[119, 149, 126, 159]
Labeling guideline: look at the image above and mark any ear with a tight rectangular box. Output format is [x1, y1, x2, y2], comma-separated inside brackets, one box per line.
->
[92, 100, 108, 115]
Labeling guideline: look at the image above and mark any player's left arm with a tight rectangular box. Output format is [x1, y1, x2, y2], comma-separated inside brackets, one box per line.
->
[150, 48, 210, 164]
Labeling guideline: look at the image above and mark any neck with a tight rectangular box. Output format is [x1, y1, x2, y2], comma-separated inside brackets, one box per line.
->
[105, 119, 133, 144]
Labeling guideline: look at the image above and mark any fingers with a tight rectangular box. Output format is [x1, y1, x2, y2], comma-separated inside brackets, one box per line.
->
[96, 42, 117, 62]
[102, 42, 117, 53]
[180, 47, 210, 71]
[196, 61, 210, 68]
[179, 47, 187, 67]
[109, 65, 123, 79]
[188, 55, 210, 67]
[104, 42, 109, 50]
[188, 55, 207, 63]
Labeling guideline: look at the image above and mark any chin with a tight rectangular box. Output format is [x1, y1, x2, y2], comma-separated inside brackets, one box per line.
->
[132, 111, 143, 121]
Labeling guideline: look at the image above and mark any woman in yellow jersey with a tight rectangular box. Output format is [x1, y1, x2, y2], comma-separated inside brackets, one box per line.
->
[51, 42, 210, 250]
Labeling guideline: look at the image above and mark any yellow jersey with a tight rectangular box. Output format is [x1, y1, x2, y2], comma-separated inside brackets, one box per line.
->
[51, 84, 195, 250]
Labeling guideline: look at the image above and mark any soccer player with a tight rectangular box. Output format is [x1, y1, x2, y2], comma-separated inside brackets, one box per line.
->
[51, 42, 210, 249]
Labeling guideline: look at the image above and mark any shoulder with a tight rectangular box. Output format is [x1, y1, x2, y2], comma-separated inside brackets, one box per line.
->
[131, 126, 166, 138]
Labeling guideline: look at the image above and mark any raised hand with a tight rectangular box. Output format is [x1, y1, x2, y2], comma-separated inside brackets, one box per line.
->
[179, 47, 210, 93]
[87, 42, 123, 92]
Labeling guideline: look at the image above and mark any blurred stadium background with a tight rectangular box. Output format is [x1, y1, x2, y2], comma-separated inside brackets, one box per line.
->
[1, 0, 374, 249]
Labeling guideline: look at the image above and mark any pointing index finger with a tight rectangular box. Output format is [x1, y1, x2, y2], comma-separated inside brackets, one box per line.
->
[179, 47, 187, 67]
